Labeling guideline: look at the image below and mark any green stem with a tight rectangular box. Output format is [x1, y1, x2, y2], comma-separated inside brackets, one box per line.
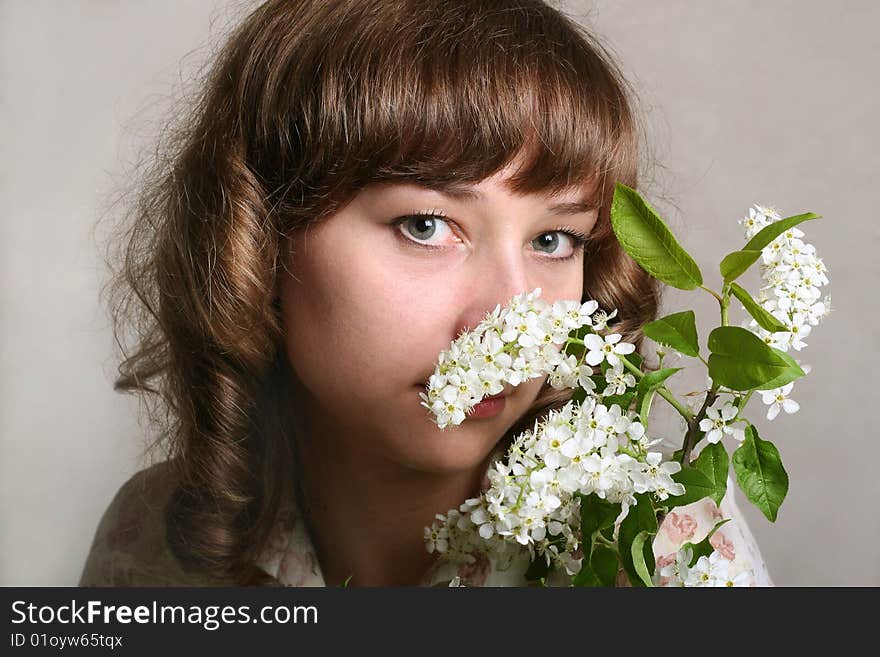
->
[679, 382, 720, 465]
[720, 284, 731, 327]
[655, 386, 694, 424]
[594, 533, 619, 552]
[735, 390, 754, 420]
[699, 285, 723, 303]
[617, 351, 644, 379]
[619, 354, 693, 424]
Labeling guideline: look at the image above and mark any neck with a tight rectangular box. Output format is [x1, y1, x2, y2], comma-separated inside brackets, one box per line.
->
[294, 427, 488, 587]
[288, 389, 490, 587]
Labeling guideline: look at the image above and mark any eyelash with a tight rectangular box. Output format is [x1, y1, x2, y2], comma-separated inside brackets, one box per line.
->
[395, 209, 590, 261]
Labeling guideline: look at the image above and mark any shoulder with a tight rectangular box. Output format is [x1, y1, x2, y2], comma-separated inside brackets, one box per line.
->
[78, 460, 234, 586]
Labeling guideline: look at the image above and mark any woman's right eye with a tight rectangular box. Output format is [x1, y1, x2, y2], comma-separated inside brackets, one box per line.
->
[393, 211, 460, 249]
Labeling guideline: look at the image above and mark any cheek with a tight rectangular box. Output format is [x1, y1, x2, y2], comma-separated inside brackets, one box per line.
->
[280, 233, 458, 402]
[545, 265, 585, 305]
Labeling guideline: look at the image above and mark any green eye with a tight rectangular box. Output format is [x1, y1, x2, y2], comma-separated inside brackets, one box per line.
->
[405, 216, 440, 240]
[532, 232, 561, 253]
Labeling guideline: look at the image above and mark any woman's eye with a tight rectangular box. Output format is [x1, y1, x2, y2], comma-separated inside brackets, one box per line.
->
[395, 212, 458, 247]
[532, 232, 570, 257]
[532, 231, 588, 260]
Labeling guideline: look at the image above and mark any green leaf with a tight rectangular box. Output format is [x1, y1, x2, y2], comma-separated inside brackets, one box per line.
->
[572, 563, 603, 587]
[525, 552, 552, 582]
[707, 326, 805, 391]
[602, 391, 635, 411]
[643, 311, 700, 357]
[631, 531, 656, 586]
[610, 183, 703, 290]
[634, 367, 682, 427]
[617, 493, 657, 587]
[591, 545, 620, 588]
[756, 348, 807, 391]
[693, 441, 729, 506]
[732, 425, 789, 522]
[626, 351, 644, 370]
[635, 367, 681, 408]
[579, 493, 621, 551]
[572, 387, 588, 405]
[564, 325, 597, 358]
[720, 249, 762, 283]
[564, 341, 585, 358]
[668, 466, 718, 509]
[728, 282, 789, 333]
[743, 212, 821, 253]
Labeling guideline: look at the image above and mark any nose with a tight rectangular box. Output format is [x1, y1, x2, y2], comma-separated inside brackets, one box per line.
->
[452, 245, 533, 338]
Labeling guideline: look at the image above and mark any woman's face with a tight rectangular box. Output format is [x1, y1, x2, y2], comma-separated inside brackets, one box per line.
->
[280, 163, 599, 475]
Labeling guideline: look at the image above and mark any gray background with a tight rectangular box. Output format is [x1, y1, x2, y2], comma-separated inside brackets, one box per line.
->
[2, 0, 876, 586]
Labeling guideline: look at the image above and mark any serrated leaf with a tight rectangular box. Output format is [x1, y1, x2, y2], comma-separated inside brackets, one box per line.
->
[707, 326, 805, 391]
[720, 249, 762, 283]
[728, 282, 789, 333]
[643, 311, 700, 357]
[610, 183, 703, 290]
[743, 212, 821, 252]
[732, 425, 788, 522]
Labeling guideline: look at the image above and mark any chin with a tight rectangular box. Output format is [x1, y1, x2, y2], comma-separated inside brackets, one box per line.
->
[395, 426, 504, 476]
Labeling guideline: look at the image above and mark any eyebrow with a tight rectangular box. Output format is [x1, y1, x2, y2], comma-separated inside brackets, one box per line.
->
[412, 182, 599, 216]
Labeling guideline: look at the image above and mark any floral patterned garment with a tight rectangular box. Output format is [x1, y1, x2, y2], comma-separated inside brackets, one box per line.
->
[81, 460, 773, 587]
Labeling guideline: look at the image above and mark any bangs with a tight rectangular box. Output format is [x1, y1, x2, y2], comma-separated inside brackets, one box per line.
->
[253, 0, 638, 222]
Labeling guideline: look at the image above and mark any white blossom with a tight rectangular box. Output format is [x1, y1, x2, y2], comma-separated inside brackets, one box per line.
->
[760, 382, 800, 421]
[698, 402, 746, 444]
[603, 361, 636, 396]
[658, 548, 751, 587]
[424, 398, 686, 577]
[583, 333, 636, 368]
[738, 203, 830, 359]
[421, 288, 622, 430]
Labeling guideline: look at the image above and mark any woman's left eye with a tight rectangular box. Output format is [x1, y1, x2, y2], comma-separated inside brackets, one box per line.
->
[531, 228, 590, 261]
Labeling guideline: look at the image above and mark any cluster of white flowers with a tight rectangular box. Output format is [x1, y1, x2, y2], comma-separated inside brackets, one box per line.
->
[656, 545, 751, 587]
[738, 205, 830, 421]
[419, 288, 609, 430]
[424, 397, 686, 576]
[698, 401, 746, 444]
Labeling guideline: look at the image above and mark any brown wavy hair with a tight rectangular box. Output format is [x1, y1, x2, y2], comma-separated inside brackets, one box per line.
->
[100, 0, 661, 585]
